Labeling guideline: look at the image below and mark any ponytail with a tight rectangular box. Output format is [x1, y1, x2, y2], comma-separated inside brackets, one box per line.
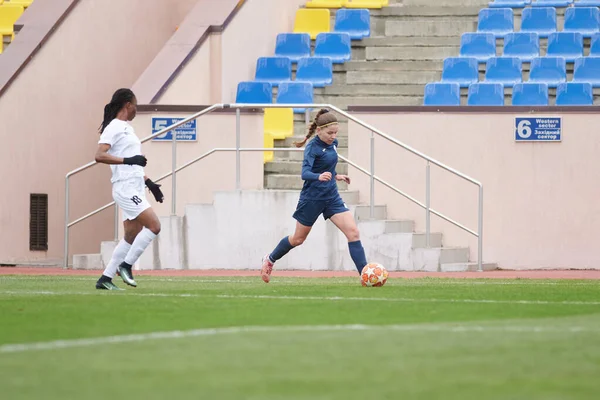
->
[98, 88, 136, 133]
[294, 109, 337, 148]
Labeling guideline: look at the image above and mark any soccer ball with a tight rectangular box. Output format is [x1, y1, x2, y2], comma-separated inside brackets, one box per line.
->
[360, 263, 388, 287]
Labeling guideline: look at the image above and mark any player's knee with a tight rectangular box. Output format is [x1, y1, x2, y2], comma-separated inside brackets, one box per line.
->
[346, 227, 360, 242]
[289, 236, 306, 247]
[148, 220, 161, 235]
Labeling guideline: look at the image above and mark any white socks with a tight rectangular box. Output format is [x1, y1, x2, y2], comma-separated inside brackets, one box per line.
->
[102, 239, 131, 278]
[124, 227, 157, 266]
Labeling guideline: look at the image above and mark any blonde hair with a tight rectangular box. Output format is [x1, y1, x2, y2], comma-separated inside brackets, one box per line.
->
[294, 109, 338, 148]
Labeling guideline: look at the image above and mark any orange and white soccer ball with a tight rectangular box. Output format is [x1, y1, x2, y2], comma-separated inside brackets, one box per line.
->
[360, 263, 389, 287]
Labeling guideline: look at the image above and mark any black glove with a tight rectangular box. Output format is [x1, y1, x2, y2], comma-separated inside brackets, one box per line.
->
[145, 178, 164, 203]
[123, 155, 147, 167]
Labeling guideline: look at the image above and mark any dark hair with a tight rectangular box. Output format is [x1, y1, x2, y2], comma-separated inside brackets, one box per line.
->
[294, 109, 338, 148]
[99, 88, 136, 133]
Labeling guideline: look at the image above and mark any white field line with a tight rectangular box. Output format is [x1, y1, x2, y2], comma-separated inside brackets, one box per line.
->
[1, 276, 599, 286]
[1, 323, 596, 354]
[1, 290, 600, 306]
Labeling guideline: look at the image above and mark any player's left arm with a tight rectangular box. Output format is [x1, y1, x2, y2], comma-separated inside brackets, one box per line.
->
[144, 176, 164, 203]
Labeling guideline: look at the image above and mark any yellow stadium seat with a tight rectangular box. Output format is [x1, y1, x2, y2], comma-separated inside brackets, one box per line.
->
[264, 108, 293, 140]
[293, 9, 330, 40]
[8, 0, 33, 8]
[343, 0, 385, 8]
[306, 0, 344, 8]
[0, 4, 24, 38]
[263, 132, 274, 163]
[0, 40, 3, 55]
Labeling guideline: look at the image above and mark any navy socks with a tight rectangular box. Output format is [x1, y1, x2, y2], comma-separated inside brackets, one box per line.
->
[269, 236, 295, 263]
[348, 240, 368, 273]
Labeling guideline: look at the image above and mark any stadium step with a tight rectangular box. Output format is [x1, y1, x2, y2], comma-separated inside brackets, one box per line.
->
[72, 253, 102, 270]
[276, 134, 349, 148]
[313, 94, 422, 108]
[363, 45, 459, 61]
[441, 262, 499, 272]
[271, 146, 349, 162]
[315, 84, 424, 96]
[345, 70, 441, 84]
[264, 160, 349, 175]
[264, 174, 350, 190]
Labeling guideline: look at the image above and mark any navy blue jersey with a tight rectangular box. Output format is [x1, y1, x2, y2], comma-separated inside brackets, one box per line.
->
[299, 136, 339, 201]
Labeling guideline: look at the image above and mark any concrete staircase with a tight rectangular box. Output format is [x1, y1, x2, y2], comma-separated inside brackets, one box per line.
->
[73, 190, 495, 272]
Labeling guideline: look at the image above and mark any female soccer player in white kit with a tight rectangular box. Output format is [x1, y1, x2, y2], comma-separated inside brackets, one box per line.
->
[94, 88, 163, 290]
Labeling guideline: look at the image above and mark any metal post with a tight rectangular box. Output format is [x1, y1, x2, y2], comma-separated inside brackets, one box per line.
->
[305, 109, 310, 127]
[370, 130, 375, 219]
[171, 126, 177, 216]
[63, 177, 70, 269]
[426, 162, 431, 247]
[478, 185, 484, 272]
[113, 204, 119, 241]
[236, 108, 241, 190]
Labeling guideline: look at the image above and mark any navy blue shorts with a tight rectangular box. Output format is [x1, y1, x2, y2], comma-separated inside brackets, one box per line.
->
[292, 195, 350, 227]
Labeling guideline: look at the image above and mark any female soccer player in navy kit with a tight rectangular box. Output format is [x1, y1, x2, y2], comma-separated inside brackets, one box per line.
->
[93, 89, 164, 290]
[260, 109, 368, 283]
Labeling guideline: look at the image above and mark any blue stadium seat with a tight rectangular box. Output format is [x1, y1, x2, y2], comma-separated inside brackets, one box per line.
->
[334, 9, 370, 40]
[485, 57, 522, 87]
[503, 32, 540, 61]
[255, 57, 292, 86]
[531, 0, 572, 6]
[574, 0, 600, 6]
[295, 57, 334, 87]
[590, 33, 600, 55]
[511, 83, 549, 105]
[546, 32, 583, 62]
[314, 33, 352, 63]
[488, 0, 530, 8]
[573, 56, 600, 86]
[274, 34, 311, 63]
[555, 82, 593, 105]
[459, 33, 496, 62]
[235, 81, 273, 104]
[467, 83, 505, 105]
[423, 83, 460, 106]
[563, 7, 600, 37]
[520, 7, 557, 38]
[528, 57, 566, 87]
[441, 57, 479, 87]
[477, 8, 514, 38]
[276, 82, 314, 113]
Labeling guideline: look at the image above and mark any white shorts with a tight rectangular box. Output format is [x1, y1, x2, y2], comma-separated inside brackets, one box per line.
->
[113, 177, 151, 221]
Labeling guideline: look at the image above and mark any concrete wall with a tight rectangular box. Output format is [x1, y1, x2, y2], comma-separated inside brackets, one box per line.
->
[348, 111, 600, 270]
[0, 0, 197, 264]
[157, 0, 306, 104]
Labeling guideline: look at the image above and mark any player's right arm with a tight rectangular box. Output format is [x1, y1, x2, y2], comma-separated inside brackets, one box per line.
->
[94, 144, 147, 166]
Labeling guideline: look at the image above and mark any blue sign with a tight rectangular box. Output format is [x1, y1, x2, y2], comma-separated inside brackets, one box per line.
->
[515, 117, 561, 142]
[152, 117, 197, 141]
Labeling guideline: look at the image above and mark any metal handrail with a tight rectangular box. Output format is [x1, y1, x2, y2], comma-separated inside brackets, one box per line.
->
[64, 103, 483, 270]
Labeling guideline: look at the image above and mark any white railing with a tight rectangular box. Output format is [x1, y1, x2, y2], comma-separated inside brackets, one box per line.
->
[64, 104, 483, 270]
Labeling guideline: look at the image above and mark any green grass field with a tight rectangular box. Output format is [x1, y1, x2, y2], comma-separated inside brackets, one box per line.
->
[1, 275, 599, 399]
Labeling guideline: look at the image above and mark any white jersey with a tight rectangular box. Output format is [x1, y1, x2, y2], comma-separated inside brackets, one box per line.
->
[98, 119, 145, 183]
